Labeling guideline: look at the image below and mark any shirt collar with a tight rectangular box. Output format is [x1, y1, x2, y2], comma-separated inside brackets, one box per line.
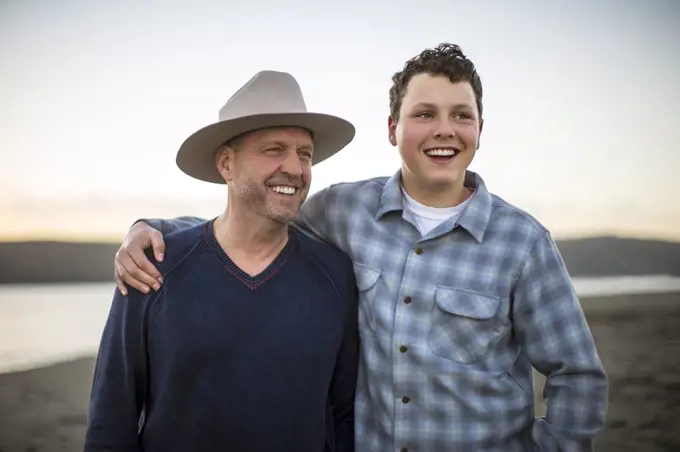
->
[375, 169, 493, 243]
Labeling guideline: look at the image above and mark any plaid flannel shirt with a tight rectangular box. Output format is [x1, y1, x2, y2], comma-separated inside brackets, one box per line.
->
[295, 170, 607, 452]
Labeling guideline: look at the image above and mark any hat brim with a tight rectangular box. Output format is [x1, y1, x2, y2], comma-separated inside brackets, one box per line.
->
[176, 112, 355, 184]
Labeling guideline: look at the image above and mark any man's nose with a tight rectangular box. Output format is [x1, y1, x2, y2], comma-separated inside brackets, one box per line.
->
[279, 150, 303, 177]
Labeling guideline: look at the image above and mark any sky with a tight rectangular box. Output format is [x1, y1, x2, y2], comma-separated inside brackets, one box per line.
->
[1, 0, 679, 242]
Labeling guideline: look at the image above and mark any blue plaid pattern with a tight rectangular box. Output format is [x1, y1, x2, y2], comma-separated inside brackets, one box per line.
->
[295, 170, 608, 452]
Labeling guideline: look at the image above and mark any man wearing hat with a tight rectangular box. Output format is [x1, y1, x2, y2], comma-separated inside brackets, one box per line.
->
[84, 71, 360, 452]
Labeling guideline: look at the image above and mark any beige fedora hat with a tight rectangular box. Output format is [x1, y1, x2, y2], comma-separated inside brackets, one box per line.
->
[176, 70, 356, 183]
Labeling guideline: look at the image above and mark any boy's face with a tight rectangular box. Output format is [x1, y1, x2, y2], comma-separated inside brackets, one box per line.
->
[389, 73, 483, 195]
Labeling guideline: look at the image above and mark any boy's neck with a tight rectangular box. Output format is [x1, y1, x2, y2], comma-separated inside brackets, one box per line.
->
[400, 172, 472, 208]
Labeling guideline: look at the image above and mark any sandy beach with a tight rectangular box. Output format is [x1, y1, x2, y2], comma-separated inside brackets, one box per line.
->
[0, 357, 93, 452]
[1, 291, 679, 451]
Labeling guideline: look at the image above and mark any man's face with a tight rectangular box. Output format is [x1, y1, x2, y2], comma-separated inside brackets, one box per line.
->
[389, 73, 483, 194]
[217, 126, 313, 224]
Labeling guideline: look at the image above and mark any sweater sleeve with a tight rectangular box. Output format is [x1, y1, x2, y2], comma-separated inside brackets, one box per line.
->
[83, 287, 153, 451]
[328, 264, 360, 452]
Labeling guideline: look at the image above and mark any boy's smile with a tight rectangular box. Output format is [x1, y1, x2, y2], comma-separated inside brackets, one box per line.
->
[423, 145, 461, 163]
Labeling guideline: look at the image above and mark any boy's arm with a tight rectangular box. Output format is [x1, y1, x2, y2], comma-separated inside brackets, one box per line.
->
[328, 263, 360, 452]
[139, 215, 206, 236]
[292, 188, 333, 244]
[83, 287, 152, 451]
[512, 231, 608, 451]
[114, 216, 205, 295]
[114, 188, 342, 294]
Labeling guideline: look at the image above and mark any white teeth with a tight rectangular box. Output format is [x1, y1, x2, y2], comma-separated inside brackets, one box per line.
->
[271, 185, 297, 195]
[425, 148, 457, 157]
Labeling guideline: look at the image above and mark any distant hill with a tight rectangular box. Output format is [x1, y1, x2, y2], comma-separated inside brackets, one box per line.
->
[0, 236, 679, 284]
[0, 241, 121, 284]
[555, 237, 680, 278]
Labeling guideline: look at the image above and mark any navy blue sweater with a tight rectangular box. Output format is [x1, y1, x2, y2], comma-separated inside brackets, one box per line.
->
[84, 220, 359, 452]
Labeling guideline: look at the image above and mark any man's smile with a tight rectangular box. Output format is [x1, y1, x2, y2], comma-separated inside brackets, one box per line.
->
[269, 185, 298, 196]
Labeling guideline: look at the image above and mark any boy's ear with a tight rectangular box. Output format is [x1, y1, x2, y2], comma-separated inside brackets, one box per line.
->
[388, 116, 397, 147]
[476, 118, 484, 149]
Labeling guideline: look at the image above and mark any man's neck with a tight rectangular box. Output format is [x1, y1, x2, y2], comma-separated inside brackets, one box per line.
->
[213, 208, 289, 276]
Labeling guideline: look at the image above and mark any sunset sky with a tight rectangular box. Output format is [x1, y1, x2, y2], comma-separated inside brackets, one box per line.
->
[1, 0, 679, 242]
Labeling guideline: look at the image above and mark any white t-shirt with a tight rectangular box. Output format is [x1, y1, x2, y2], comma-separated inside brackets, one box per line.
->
[401, 187, 471, 236]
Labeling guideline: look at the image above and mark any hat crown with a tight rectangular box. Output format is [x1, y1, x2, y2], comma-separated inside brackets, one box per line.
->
[218, 70, 308, 121]
[176, 69, 355, 184]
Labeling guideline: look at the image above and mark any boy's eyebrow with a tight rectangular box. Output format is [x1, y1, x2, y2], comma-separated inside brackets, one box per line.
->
[412, 102, 474, 110]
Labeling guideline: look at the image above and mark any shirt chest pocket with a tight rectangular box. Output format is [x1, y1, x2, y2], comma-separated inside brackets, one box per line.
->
[428, 286, 504, 365]
[353, 263, 381, 331]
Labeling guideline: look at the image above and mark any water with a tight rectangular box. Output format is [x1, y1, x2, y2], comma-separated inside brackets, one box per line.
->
[0, 283, 114, 374]
[2, 276, 680, 374]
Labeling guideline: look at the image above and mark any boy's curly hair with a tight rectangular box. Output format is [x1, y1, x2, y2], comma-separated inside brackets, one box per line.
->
[389, 43, 483, 122]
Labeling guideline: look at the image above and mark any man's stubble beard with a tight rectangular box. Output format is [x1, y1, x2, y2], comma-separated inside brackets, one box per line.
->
[234, 177, 304, 225]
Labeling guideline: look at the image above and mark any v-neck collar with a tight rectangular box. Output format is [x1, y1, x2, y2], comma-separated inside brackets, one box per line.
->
[203, 220, 297, 291]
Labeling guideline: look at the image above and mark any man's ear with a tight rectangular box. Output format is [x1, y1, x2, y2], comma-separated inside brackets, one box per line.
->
[215, 145, 233, 183]
[387, 116, 397, 147]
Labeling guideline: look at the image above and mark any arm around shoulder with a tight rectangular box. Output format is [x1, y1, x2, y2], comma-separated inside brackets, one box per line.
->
[294, 187, 332, 242]
[138, 216, 206, 236]
[511, 231, 608, 451]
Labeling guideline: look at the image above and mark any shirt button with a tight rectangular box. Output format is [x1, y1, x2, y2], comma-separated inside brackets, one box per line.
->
[399, 345, 408, 353]
[415, 247, 423, 255]
[402, 396, 410, 404]
[403, 296, 412, 304]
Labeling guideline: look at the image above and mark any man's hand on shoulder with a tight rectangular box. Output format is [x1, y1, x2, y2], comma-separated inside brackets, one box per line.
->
[114, 221, 165, 296]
